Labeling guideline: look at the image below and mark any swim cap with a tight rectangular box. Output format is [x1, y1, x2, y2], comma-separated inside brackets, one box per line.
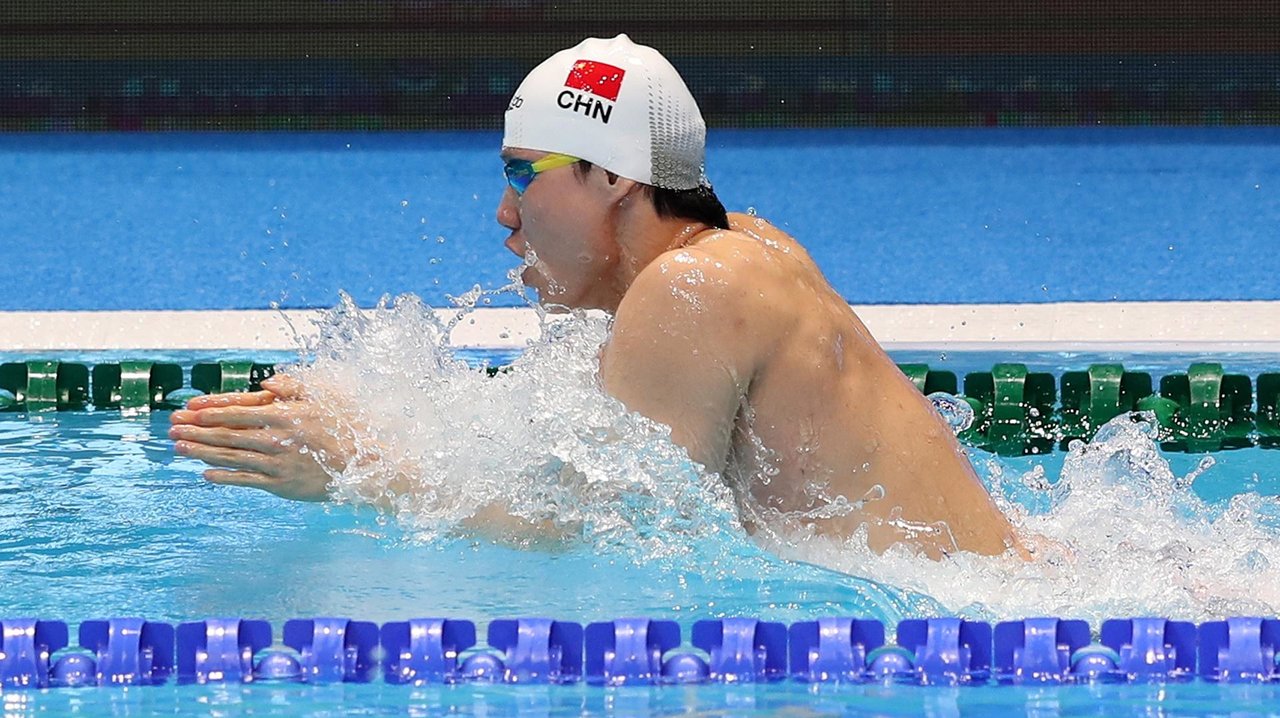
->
[503, 34, 707, 191]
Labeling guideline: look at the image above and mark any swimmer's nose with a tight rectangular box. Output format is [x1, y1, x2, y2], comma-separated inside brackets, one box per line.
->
[496, 186, 520, 231]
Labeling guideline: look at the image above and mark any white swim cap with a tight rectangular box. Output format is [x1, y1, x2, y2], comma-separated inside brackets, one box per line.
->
[503, 34, 707, 191]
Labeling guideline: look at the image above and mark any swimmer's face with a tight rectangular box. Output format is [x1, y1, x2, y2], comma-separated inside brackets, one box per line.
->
[496, 148, 623, 311]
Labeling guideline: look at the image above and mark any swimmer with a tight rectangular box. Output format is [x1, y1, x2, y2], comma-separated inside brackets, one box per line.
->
[170, 35, 1024, 559]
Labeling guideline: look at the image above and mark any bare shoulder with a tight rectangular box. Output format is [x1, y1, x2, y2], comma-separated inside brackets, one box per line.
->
[620, 229, 771, 326]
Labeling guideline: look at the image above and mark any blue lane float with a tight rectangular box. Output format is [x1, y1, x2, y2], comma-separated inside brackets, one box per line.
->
[0, 619, 67, 689]
[789, 617, 885, 683]
[1102, 617, 1197, 682]
[693, 617, 787, 683]
[75, 618, 175, 686]
[1198, 617, 1280, 683]
[475, 618, 583, 684]
[6, 615, 1280, 689]
[381, 618, 476, 685]
[176, 618, 272, 684]
[896, 618, 992, 685]
[993, 617, 1090, 684]
[585, 618, 677, 685]
[283, 618, 379, 684]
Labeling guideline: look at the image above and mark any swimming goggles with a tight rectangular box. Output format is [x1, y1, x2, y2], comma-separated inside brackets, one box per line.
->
[503, 153, 580, 195]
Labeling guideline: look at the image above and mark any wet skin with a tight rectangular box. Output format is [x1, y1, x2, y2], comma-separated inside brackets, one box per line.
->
[172, 148, 1024, 559]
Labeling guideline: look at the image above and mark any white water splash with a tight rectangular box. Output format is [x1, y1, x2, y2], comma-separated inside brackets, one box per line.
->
[277, 284, 933, 620]
[293, 295, 727, 561]
[283, 288, 1280, 623]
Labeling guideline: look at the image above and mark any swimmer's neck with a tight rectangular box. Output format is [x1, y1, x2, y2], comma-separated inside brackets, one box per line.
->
[593, 194, 713, 313]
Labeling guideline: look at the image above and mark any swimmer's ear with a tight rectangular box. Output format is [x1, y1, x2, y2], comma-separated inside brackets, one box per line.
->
[601, 171, 639, 199]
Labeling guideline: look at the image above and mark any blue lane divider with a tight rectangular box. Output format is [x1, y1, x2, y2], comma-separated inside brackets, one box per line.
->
[897, 618, 992, 685]
[283, 618, 379, 684]
[692, 617, 787, 683]
[1198, 617, 1280, 683]
[789, 617, 885, 682]
[1102, 618, 1197, 682]
[994, 617, 1090, 684]
[176, 618, 272, 684]
[9, 615, 1280, 689]
[381, 618, 476, 685]
[0, 619, 68, 689]
[585, 618, 679, 685]
[77, 618, 175, 686]
[474, 618, 583, 684]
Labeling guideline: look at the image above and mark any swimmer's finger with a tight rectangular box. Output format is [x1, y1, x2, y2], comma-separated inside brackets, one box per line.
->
[173, 404, 293, 430]
[175, 441, 277, 475]
[203, 468, 274, 491]
[169, 425, 284, 454]
[261, 375, 304, 399]
[183, 390, 276, 411]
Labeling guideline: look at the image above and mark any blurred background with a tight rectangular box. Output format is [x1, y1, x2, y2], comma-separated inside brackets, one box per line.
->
[2, 0, 1276, 131]
[1, 2, 1277, 312]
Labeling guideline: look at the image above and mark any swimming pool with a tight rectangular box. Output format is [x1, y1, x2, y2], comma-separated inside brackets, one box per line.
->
[4, 130, 1280, 715]
[4, 343, 1280, 715]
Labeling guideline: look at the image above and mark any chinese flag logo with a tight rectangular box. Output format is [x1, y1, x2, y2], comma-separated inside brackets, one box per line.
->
[564, 60, 626, 102]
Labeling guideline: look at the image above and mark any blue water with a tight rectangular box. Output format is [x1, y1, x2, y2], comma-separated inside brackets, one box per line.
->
[1, 128, 1278, 310]
[4, 127, 1280, 715]
[8, 679, 1280, 717]
[5, 349, 1280, 715]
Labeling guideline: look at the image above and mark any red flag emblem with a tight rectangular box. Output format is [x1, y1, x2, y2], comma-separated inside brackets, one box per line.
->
[564, 60, 626, 102]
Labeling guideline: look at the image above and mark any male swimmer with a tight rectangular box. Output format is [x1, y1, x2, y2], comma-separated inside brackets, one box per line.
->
[170, 35, 1023, 559]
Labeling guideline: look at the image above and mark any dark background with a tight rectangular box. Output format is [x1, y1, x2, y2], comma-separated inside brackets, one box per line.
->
[2, 0, 1278, 131]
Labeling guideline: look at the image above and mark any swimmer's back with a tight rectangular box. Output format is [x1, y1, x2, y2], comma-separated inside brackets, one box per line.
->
[684, 212, 1020, 557]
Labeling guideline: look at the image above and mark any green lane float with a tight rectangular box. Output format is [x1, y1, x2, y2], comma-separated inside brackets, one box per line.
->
[191, 361, 275, 394]
[0, 361, 88, 412]
[1258, 374, 1280, 447]
[1058, 364, 1153, 447]
[91, 363, 184, 411]
[898, 364, 958, 395]
[962, 364, 1056, 456]
[1157, 363, 1253, 452]
[6, 357, 1280, 455]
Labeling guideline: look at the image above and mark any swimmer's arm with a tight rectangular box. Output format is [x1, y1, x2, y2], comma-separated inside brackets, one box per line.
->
[600, 252, 753, 474]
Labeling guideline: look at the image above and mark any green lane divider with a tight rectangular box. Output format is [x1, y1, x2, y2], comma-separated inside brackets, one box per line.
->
[91, 363, 184, 411]
[191, 362, 275, 394]
[6, 357, 1280, 455]
[0, 361, 88, 412]
[1157, 363, 1253, 452]
[1258, 374, 1280, 447]
[962, 363, 1056, 456]
[898, 363, 958, 395]
[1058, 364, 1153, 447]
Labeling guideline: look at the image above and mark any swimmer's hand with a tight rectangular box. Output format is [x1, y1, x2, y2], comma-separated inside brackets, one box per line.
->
[171, 378, 577, 547]
[168, 375, 350, 502]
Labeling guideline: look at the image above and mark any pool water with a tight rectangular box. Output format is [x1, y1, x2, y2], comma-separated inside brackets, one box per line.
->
[2, 128, 1278, 311]
[4, 127, 1280, 715]
[4, 344, 1280, 715]
[6, 679, 1280, 717]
